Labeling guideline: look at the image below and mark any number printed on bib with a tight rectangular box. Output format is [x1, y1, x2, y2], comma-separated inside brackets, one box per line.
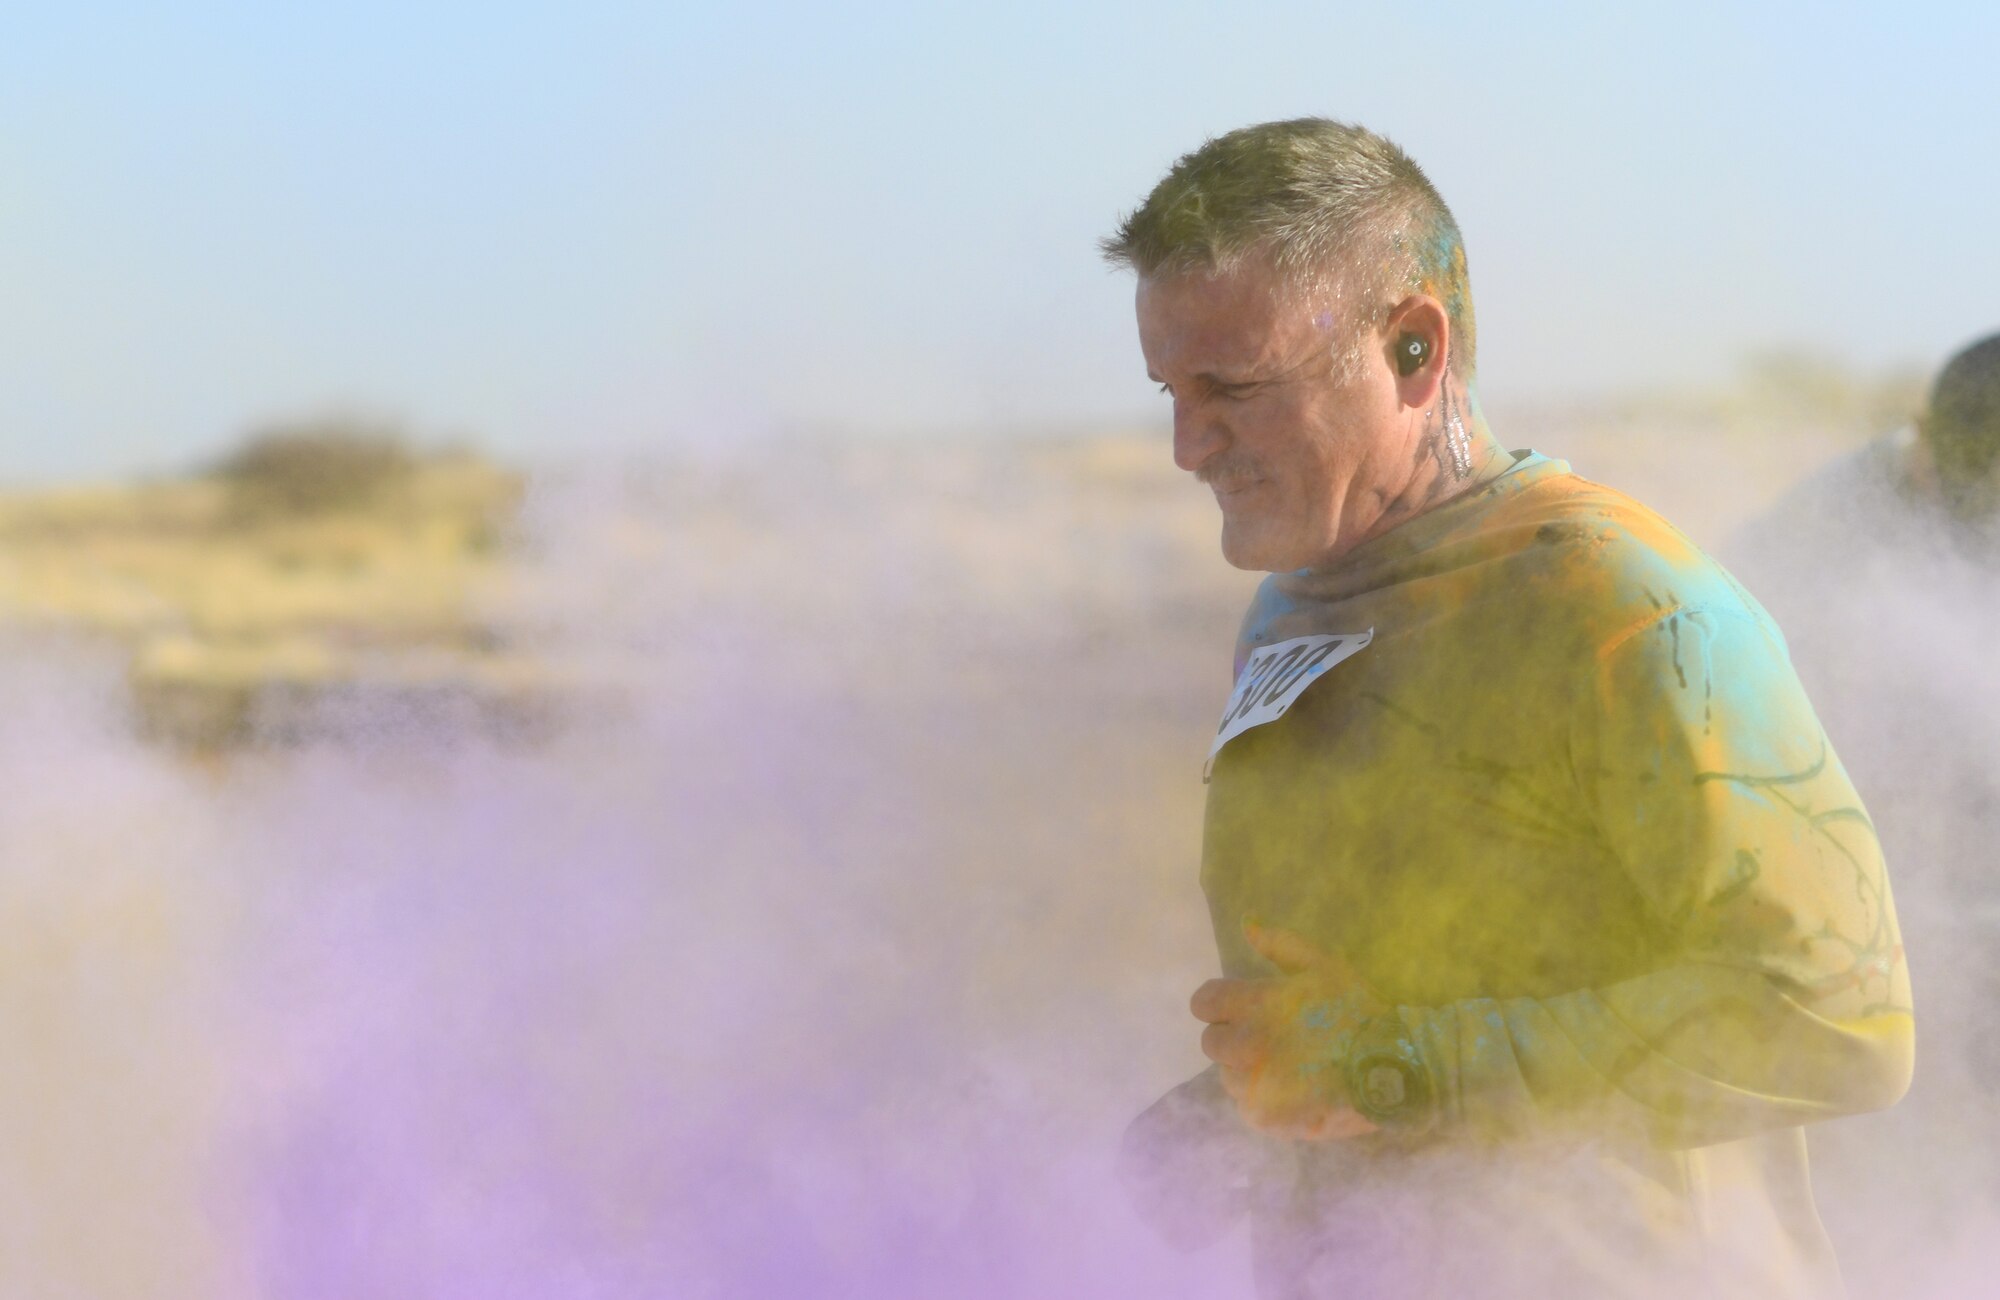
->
[1206, 630, 1373, 773]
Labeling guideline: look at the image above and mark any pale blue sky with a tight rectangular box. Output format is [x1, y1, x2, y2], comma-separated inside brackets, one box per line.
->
[3, 1, 1996, 483]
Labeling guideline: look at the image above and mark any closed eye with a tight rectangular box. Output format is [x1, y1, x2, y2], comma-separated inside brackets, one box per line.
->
[1155, 379, 1266, 401]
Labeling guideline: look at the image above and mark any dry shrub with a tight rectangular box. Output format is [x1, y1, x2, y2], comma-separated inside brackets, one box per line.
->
[212, 417, 418, 519]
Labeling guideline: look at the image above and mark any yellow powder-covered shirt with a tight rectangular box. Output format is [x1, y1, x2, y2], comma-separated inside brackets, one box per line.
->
[1204, 451, 1912, 1298]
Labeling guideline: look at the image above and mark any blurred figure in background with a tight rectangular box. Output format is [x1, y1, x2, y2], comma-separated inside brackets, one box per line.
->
[1733, 333, 2000, 578]
[1105, 118, 1913, 1300]
[1727, 331, 2000, 1297]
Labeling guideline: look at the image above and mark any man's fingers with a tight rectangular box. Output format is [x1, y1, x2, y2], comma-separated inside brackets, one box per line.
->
[1191, 977, 1268, 1024]
[1231, 1079, 1380, 1142]
[1241, 919, 1335, 976]
[1309, 1107, 1382, 1141]
[1243, 919, 1372, 993]
[1280, 1098, 1380, 1142]
[1232, 1077, 1325, 1140]
[1200, 1020, 1266, 1070]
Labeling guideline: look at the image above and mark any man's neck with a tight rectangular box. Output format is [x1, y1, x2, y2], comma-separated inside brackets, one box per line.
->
[1363, 385, 1510, 541]
[1444, 397, 1512, 496]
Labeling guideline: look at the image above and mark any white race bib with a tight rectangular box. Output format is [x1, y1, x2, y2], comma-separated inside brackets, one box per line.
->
[1205, 630, 1373, 774]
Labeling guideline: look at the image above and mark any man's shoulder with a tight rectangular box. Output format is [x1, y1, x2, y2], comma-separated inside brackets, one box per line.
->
[1720, 430, 1936, 637]
[1725, 430, 1924, 592]
[1237, 454, 1777, 667]
[1487, 466, 1762, 627]
[1484, 472, 1803, 713]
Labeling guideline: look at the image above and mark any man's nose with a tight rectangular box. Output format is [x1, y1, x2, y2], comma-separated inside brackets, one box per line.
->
[1173, 401, 1228, 474]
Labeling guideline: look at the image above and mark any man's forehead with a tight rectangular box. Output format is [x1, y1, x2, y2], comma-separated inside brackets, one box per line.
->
[1137, 268, 1316, 375]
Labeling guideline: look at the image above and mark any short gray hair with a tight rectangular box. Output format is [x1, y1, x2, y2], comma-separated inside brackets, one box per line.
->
[1101, 118, 1477, 379]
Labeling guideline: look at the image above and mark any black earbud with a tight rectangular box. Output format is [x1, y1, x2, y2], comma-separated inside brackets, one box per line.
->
[1396, 333, 1430, 377]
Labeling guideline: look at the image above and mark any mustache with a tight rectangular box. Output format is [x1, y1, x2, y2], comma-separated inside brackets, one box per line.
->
[1196, 457, 1262, 490]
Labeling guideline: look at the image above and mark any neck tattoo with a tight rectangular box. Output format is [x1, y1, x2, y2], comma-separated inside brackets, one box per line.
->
[1433, 359, 1473, 480]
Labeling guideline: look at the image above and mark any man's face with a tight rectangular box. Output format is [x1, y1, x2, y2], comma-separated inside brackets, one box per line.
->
[1136, 262, 1412, 572]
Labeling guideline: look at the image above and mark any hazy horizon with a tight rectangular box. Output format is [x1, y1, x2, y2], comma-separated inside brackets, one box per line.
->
[6, 1, 1997, 483]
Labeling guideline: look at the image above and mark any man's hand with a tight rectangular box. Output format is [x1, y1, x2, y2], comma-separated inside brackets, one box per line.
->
[1191, 919, 1385, 1141]
[1117, 1066, 1272, 1250]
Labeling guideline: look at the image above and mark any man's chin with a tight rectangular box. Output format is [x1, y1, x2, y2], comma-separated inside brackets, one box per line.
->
[1219, 519, 1347, 572]
[1219, 523, 1297, 573]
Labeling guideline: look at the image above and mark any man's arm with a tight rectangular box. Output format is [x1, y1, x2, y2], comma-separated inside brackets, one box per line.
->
[1396, 601, 1913, 1148]
[1394, 960, 1910, 1149]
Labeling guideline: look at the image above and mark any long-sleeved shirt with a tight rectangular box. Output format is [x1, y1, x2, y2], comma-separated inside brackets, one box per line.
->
[1722, 430, 2000, 1299]
[1200, 449, 1913, 1298]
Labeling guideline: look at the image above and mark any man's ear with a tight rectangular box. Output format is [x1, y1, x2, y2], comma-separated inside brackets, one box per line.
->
[1382, 296, 1451, 412]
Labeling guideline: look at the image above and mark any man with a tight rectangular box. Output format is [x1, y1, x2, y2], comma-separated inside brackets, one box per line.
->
[1733, 334, 2000, 590]
[1105, 119, 1913, 1299]
[1725, 333, 2000, 1298]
